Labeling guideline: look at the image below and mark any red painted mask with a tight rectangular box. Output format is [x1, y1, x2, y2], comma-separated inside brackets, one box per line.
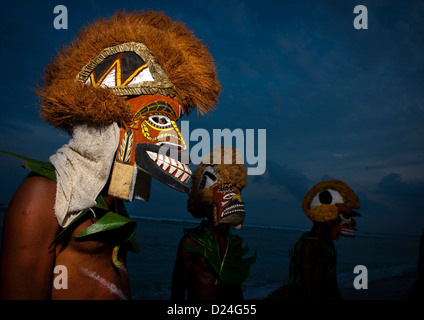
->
[212, 184, 246, 229]
[330, 206, 360, 240]
[80, 43, 192, 200]
[108, 95, 191, 200]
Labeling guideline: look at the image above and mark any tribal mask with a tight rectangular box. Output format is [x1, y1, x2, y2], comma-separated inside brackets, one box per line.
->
[329, 206, 360, 240]
[106, 93, 191, 201]
[117, 94, 191, 193]
[301, 180, 361, 240]
[212, 183, 245, 229]
[187, 146, 248, 229]
[79, 42, 191, 200]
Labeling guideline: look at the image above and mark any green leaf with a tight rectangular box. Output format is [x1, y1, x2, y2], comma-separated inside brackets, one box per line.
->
[184, 227, 206, 247]
[219, 234, 257, 285]
[126, 236, 140, 253]
[0, 150, 54, 170]
[185, 226, 223, 275]
[182, 241, 203, 255]
[24, 162, 57, 182]
[220, 249, 257, 285]
[183, 224, 256, 285]
[203, 232, 223, 276]
[75, 210, 137, 242]
[95, 194, 109, 210]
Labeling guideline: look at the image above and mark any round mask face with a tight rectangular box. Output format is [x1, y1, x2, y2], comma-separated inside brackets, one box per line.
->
[310, 188, 360, 238]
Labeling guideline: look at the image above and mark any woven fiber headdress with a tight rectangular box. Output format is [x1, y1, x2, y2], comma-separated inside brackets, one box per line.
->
[37, 10, 221, 131]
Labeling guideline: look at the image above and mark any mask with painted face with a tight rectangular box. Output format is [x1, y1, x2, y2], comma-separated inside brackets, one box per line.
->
[187, 146, 248, 229]
[212, 183, 246, 229]
[330, 206, 360, 240]
[77, 41, 192, 200]
[109, 94, 191, 201]
[301, 180, 361, 240]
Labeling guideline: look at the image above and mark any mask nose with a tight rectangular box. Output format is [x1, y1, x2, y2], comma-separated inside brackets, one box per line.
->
[232, 193, 242, 203]
[155, 120, 187, 152]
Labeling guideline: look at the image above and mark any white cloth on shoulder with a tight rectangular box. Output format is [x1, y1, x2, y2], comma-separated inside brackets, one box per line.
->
[50, 123, 120, 228]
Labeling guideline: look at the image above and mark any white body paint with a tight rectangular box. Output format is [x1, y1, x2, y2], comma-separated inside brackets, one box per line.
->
[80, 267, 128, 300]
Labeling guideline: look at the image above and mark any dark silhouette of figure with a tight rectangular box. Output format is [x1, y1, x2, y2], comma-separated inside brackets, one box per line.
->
[268, 180, 360, 300]
[172, 146, 256, 300]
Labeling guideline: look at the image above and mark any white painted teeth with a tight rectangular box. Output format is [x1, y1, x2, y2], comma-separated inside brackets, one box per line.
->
[221, 203, 245, 217]
[181, 172, 189, 182]
[146, 151, 157, 160]
[175, 169, 183, 178]
[146, 151, 191, 183]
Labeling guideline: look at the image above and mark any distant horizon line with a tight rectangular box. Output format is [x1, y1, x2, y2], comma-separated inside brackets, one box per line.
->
[0, 205, 419, 239]
[130, 214, 421, 240]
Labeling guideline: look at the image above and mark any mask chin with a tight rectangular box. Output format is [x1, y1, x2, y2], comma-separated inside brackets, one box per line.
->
[218, 211, 246, 229]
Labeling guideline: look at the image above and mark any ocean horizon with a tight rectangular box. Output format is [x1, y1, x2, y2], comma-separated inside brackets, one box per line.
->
[131, 214, 421, 240]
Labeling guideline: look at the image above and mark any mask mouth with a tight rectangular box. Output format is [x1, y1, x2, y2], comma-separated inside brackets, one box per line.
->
[340, 226, 357, 237]
[135, 143, 191, 193]
[337, 207, 359, 237]
[219, 203, 246, 229]
[221, 201, 246, 218]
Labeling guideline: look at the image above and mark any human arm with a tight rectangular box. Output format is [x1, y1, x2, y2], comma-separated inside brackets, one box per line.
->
[0, 175, 59, 299]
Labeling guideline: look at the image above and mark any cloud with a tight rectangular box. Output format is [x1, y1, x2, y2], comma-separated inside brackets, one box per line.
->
[357, 173, 424, 235]
[248, 160, 309, 202]
[378, 173, 424, 197]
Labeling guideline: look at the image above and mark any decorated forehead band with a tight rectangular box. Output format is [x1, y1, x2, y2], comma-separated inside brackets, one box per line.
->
[76, 42, 176, 97]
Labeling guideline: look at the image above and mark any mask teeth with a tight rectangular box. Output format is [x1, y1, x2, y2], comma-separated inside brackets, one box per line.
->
[146, 151, 191, 183]
[221, 203, 245, 218]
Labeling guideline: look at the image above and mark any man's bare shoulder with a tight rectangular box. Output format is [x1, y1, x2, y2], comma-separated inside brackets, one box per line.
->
[4, 174, 57, 227]
[18, 174, 56, 197]
[0, 174, 59, 299]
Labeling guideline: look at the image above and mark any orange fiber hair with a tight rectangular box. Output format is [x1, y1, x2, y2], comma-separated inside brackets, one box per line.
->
[37, 10, 221, 131]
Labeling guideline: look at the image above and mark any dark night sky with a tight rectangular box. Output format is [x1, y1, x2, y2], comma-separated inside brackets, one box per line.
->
[0, 0, 423, 236]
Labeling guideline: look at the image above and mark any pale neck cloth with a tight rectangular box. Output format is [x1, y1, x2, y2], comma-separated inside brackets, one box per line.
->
[50, 123, 120, 228]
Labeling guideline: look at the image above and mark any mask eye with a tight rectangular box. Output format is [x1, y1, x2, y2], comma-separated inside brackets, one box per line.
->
[198, 165, 217, 190]
[311, 189, 343, 209]
[148, 115, 172, 128]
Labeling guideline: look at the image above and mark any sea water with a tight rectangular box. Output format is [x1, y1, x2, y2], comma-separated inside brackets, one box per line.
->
[126, 217, 421, 300]
[0, 208, 420, 300]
